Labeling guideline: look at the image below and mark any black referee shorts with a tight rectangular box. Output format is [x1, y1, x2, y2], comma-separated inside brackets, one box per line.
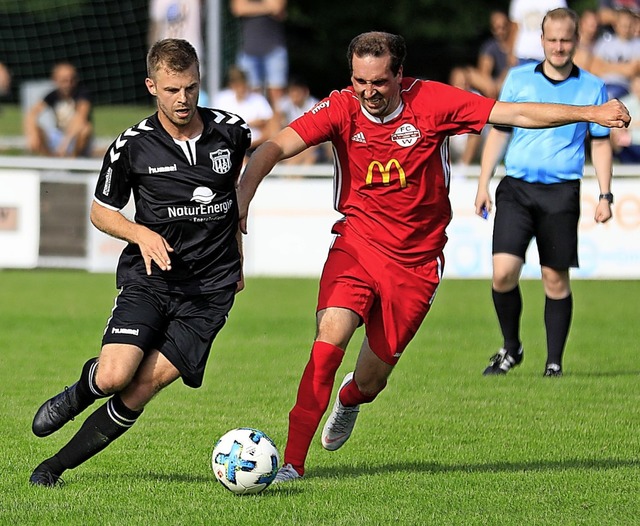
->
[492, 176, 580, 269]
[102, 284, 236, 388]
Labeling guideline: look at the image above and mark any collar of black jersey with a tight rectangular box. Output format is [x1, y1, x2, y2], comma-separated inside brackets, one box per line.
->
[535, 62, 580, 84]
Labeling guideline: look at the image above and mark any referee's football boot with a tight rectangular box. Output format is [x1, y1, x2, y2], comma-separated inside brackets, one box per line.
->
[543, 363, 563, 377]
[29, 461, 64, 488]
[482, 346, 524, 375]
[321, 372, 360, 451]
[32, 382, 87, 437]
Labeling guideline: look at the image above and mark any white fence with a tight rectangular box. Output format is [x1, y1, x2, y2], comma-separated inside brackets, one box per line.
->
[1, 156, 639, 278]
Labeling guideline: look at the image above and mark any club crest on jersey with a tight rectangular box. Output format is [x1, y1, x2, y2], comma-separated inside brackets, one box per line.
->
[210, 149, 231, 174]
[391, 123, 421, 147]
[366, 159, 407, 188]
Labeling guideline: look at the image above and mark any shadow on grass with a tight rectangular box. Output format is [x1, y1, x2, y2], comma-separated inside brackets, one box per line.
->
[307, 457, 640, 480]
[92, 457, 640, 490]
[93, 471, 305, 495]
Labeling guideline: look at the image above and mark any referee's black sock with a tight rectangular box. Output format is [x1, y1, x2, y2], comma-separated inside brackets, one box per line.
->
[545, 294, 572, 367]
[492, 286, 522, 354]
[47, 395, 143, 476]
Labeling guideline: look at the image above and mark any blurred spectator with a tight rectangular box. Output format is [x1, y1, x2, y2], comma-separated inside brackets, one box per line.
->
[447, 67, 484, 176]
[213, 66, 275, 151]
[445, 11, 514, 99]
[277, 74, 318, 124]
[0, 61, 10, 96]
[148, 0, 209, 106]
[476, 10, 516, 97]
[611, 73, 640, 162]
[593, 8, 640, 98]
[230, 0, 288, 106]
[24, 62, 93, 157]
[598, 0, 640, 29]
[574, 9, 601, 70]
[276, 74, 328, 165]
[509, 0, 567, 63]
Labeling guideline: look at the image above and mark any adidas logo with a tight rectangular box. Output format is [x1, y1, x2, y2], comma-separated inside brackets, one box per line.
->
[351, 132, 366, 143]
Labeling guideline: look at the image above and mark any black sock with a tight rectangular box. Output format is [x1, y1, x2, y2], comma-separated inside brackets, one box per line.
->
[52, 395, 142, 473]
[492, 286, 522, 353]
[545, 294, 572, 367]
[75, 357, 108, 407]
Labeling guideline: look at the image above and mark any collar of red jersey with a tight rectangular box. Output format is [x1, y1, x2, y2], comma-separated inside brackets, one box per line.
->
[360, 100, 405, 124]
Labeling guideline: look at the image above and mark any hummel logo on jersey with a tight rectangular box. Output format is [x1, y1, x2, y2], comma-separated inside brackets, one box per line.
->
[351, 132, 366, 143]
[149, 164, 177, 174]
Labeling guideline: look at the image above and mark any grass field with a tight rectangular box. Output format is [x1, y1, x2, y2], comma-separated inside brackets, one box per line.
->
[1, 270, 639, 525]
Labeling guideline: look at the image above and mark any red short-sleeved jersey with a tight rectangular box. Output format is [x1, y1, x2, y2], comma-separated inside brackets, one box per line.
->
[290, 78, 496, 265]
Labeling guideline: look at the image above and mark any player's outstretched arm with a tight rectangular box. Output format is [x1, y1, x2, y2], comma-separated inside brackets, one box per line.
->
[488, 99, 631, 129]
[237, 126, 308, 234]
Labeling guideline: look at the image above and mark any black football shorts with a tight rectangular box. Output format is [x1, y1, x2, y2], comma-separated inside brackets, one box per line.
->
[102, 284, 235, 388]
[492, 176, 580, 269]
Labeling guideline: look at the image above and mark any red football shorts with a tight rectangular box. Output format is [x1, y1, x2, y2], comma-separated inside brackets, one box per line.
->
[317, 234, 444, 365]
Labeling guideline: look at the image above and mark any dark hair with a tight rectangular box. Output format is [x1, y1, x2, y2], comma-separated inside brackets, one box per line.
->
[147, 39, 200, 79]
[542, 7, 580, 38]
[347, 32, 407, 75]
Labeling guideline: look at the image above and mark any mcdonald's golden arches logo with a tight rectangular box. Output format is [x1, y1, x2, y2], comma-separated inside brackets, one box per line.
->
[366, 159, 407, 188]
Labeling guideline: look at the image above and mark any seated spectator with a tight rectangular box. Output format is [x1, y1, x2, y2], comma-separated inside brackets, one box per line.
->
[276, 75, 327, 165]
[213, 66, 275, 151]
[574, 9, 602, 71]
[611, 73, 640, 162]
[476, 10, 515, 98]
[445, 10, 514, 100]
[24, 62, 93, 157]
[593, 8, 640, 98]
[446, 67, 484, 177]
[598, 0, 640, 30]
[0, 61, 10, 97]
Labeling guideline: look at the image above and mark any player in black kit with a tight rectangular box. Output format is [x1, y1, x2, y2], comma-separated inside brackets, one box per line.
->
[29, 39, 251, 487]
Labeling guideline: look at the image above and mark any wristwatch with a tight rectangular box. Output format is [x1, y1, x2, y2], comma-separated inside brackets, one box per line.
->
[599, 193, 614, 204]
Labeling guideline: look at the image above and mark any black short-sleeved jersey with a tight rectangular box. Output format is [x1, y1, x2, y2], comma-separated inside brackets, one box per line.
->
[94, 107, 251, 294]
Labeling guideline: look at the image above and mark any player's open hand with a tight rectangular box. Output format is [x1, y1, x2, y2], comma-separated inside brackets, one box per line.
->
[136, 226, 174, 275]
[597, 99, 631, 128]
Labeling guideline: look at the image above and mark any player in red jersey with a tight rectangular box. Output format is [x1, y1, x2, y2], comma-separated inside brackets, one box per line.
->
[236, 31, 629, 482]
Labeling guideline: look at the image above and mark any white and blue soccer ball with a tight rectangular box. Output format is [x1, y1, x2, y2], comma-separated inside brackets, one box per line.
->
[211, 427, 280, 495]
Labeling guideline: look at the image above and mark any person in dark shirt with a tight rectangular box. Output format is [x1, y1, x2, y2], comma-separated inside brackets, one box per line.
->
[230, 0, 288, 106]
[29, 39, 251, 487]
[24, 62, 94, 157]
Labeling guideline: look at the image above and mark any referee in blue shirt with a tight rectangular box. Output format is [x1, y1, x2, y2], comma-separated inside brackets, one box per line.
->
[476, 7, 615, 377]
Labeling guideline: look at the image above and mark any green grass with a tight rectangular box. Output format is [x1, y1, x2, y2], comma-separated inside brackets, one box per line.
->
[0, 104, 154, 138]
[1, 270, 639, 525]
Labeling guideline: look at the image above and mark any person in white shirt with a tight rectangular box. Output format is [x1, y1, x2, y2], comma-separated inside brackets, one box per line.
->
[214, 66, 275, 150]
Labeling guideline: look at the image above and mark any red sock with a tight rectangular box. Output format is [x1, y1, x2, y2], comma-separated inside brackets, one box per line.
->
[284, 341, 344, 475]
[338, 376, 386, 407]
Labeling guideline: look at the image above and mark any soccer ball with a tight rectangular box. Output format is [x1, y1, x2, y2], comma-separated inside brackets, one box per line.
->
[211, 427, 280, 495]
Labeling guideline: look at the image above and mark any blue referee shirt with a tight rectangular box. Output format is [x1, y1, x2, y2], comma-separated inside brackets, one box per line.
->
[498, 62, 609, 184]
